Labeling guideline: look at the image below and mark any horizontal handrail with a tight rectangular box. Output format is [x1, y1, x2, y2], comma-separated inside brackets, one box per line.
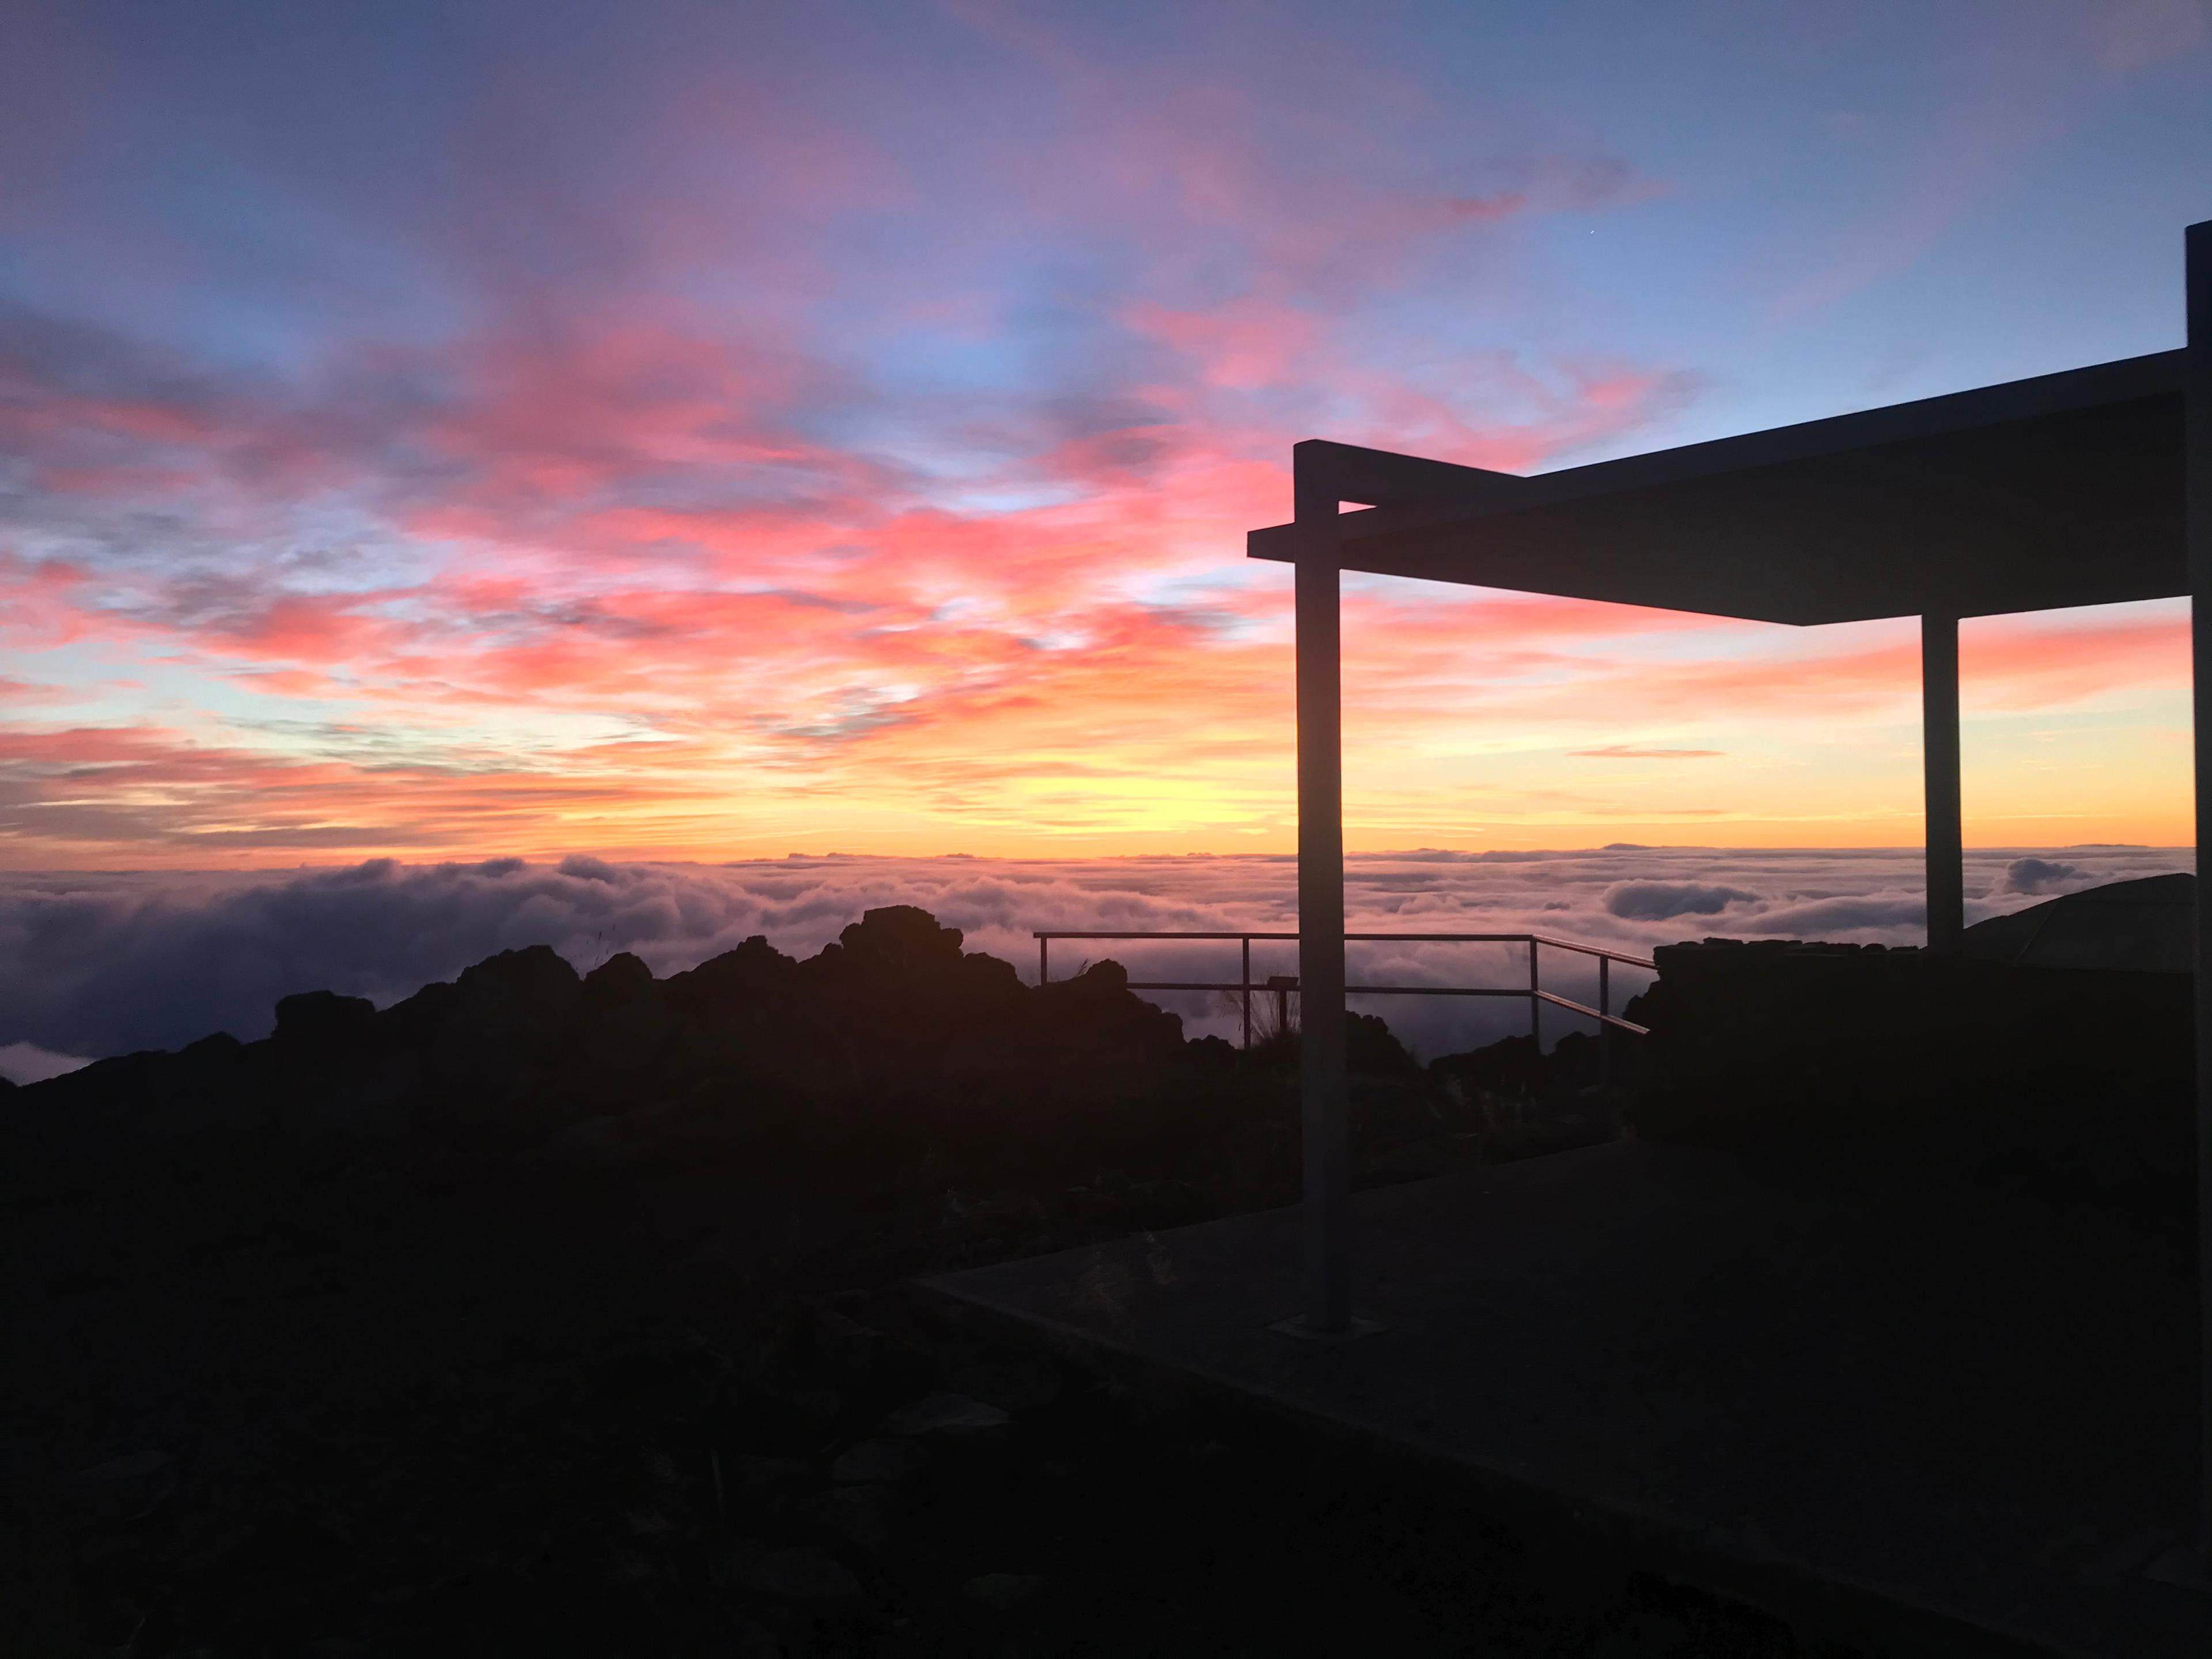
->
[1039, 929, 1298, 940]
[1029, 928, 1656, 1047]
[1122, 981, 1535, 999]
[1537, 989, 1652, 1037]
[1033, 928, 1654, 971]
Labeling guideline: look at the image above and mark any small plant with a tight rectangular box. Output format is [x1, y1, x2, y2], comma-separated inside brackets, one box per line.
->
[1213, 980, 1298, 1049]
[580, 928, 613, 974]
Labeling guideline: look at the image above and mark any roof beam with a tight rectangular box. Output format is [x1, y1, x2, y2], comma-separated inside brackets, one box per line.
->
[1251, 352, 2188, 627]
[1291, 438, 1529, 510]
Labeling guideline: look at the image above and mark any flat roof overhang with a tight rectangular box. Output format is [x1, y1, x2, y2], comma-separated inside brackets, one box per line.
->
[1252, 222, 2212, 1565]
[1247, 350, 2187, 626]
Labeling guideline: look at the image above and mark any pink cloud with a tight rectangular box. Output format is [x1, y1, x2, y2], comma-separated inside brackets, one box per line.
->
[1961, 609, 2191, 709]
[1571, 745, 1725, 759]
[1123, 298, 1324, 392]
[2094, 0, 2210, 70]
[0, 7, 2188, 868]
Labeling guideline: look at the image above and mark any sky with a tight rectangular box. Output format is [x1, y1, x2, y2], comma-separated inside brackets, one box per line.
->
[3, 1, 2210, 866]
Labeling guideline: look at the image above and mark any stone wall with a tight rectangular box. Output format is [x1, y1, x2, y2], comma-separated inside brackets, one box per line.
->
[1627, 940, 2195, 1210]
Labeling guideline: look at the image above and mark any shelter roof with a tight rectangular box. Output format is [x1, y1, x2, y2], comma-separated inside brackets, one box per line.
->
[1247, 350, 2187, 625]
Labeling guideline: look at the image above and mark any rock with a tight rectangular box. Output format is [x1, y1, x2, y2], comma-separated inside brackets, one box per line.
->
[1629, 1610, 1692, 1654]
[73, 1449, 176, 1527]
[450, 945, 583, 1051]
[751, 1307, 883, 1440]
[830, 1437, 929, 1485]
[260, 1502, 359, 1554]
[717, 1612, 786, 1658]
[722, 1455, 812, 1518]
[946, 1361, 1060, 1415]
[1032, 1446, 1087, 1483]
[1363, 1139, 1451, 1182]
[715, 1536, 766, 1585]
[806, 1307, 883, 1388]
[801, 1483, 896, 1553]
[78, 1449, 171, 1481]
[961, 1572, 1046, 1614]
[658, 935, 798, 1024]
[273, 990, 377, 1050]
[582, 950, 654, 1005]
[877, 1392, 1018, 1467]
[876, 1392, 1008, 1440]
[755, 1377, 859, 1445]
[741, 1546, 862, 1607]
[837, 906, 967, 980]
[809, 1305, 878, 1344]
[539, 1114, 632, 1165]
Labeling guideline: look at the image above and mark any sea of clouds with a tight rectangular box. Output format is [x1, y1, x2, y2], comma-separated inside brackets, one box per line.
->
[0, 846, 2189, 1082]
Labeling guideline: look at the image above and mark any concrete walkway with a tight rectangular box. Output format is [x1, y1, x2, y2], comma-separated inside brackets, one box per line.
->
[916, 1141, 2209, 1658]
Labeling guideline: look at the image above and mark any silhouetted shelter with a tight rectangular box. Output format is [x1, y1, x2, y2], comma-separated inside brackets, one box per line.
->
[1247, 221, 2212, 1555]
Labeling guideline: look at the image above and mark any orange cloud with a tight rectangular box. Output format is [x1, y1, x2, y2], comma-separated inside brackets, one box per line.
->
[0, 9, 2188, 868]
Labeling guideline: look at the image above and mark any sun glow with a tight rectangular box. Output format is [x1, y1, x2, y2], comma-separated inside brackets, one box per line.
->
[1, 6, 2203, 867]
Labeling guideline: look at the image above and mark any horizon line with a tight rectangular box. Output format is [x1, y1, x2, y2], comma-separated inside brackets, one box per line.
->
[0, 841, 2192, 878]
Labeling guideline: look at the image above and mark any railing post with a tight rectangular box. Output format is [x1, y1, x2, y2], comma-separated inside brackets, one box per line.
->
[1528, 938, 1542, 1054]
[1599, 955, 1611, 1091]
[1922, 612, 1965, 953]
[1039, 936, 1048, 987]
[2182, 214, 2212, 1564]
[1241, 935, 1252, 1050]
[1294, 455, 1351, 1335]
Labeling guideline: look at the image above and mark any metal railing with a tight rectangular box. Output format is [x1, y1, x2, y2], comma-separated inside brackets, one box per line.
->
[1033, 930, 1654, 1053]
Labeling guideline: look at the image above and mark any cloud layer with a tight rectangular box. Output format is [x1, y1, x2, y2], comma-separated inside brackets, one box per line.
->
[3, 844, 2187, 1079]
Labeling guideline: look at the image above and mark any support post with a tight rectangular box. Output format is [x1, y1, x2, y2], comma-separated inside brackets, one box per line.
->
[1241, 936, 1252, 1050]
[2184, 216, 2212, 1562]
[1599, 956, 1612, 1092]
[1294, 464, 1351, 1334]
[1528, 939, 1543, 1053]
[1922, 612, 1964, 953]
[1039, 936, 1048, 987]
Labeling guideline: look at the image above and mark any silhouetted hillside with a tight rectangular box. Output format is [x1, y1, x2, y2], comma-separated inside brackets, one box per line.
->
[11, 898, 2185, 1657]
[0, 904, 1676, 1654]
[8, 906, 1208, 1196]
[8, 903, 1627, 1216]
[1626, 933, 2195, 1209]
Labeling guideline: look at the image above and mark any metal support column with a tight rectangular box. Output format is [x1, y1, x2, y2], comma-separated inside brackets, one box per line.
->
[1599, 956, 1612, 1092]
[1922, 612, 1965, 953]
[1294, 463, 1350, 1335]
[1240, 937, 1252, 1050]
[1528, 938, 1543, 1052]
[2184, 216, 2212, 1562]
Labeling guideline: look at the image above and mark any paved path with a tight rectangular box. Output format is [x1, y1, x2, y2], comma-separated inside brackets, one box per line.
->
[920, 1141, 2211, 1658]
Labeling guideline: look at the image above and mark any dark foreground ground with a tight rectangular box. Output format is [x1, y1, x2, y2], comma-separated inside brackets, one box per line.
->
[0, 908, 1808, 1656]
[1, 1132, 1839, 1658]
[926, 1141, 2211, 1659]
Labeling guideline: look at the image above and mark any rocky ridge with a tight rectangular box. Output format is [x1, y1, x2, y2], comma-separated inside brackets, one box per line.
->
[0, 903, 1676, 1656]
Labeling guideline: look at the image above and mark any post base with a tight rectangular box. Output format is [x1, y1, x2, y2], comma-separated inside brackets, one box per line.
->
[2143, 1544, 2212, 1593]
[1267, 1312, 1389, 1342]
